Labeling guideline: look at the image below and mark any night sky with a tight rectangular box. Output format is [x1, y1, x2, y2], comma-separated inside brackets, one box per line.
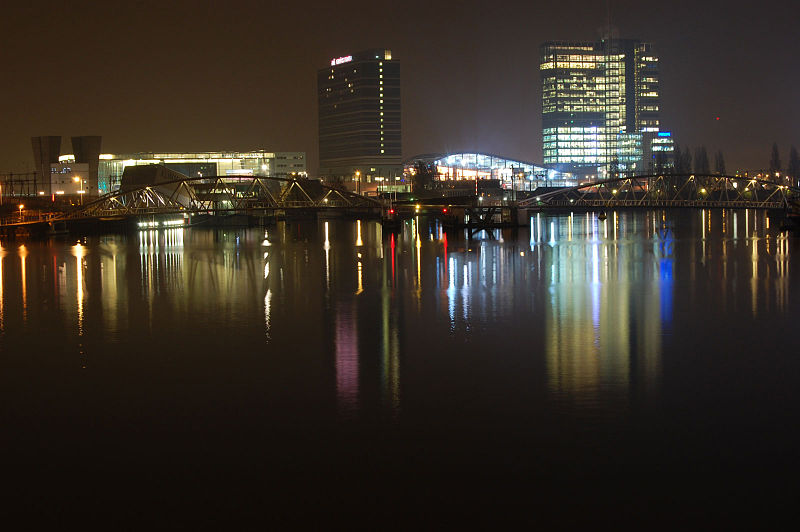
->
[1, 0, 797, 174]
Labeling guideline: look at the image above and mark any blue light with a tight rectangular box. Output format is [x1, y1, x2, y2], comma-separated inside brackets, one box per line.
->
[657, 132, 671, 137]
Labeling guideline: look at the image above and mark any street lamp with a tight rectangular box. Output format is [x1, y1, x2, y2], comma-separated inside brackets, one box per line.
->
[355, 171, 361, 195]
[18, 204, 24, 222]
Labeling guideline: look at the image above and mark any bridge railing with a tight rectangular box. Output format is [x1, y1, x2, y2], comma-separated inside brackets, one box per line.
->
[519, 174, 800, 210]
[54, 176, 382, 221]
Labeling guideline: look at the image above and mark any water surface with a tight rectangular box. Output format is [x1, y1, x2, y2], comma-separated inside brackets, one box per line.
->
[1, 209, 797, 524]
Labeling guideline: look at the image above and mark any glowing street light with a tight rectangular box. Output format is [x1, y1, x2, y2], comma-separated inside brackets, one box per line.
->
[18, 204, 24, 222]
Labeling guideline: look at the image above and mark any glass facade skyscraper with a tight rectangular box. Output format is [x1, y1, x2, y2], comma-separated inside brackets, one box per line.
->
[318, 49, 401, 191]
[541, 39, 670, 178]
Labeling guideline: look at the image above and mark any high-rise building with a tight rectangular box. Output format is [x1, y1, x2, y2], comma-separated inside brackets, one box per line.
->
[540, 39, 673, 178]
[318, 49, 401, 194]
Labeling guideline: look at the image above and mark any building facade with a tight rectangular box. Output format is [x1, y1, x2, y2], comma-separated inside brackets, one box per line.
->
[318, 49, 401, 191]
[98, 151, 306, 193]
[405, 152, 576, 190]
[31, 136, 306, 196]
[540, 39, 673, 179]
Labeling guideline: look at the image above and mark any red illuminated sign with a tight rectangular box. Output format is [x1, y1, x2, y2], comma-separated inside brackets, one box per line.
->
[330, 55, 353, 66]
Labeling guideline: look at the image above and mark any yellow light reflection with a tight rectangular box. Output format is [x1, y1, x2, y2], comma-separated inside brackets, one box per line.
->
[264, 289, 272, 340]
[751, 229, 758, 316]
[72, 243, 87, 366]
[324, 221, 331, 289]
[415, 217, 422, 291]
[0, 245, 4, 332]
[18, 245, 27, 321]
[356, 252, 363, 295]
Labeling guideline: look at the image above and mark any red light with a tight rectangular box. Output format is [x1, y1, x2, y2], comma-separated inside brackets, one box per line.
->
[442, 208, 448, 213]
[716, 117, 720, 121]
[389, 209, 394, 214]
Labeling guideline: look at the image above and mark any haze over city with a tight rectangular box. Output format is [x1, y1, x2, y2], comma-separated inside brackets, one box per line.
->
[3, 1, 800, 527]
[1, 0, 797, 173]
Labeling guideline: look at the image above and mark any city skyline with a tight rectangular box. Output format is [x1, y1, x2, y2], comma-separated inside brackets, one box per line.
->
[0, 1, 797, 175]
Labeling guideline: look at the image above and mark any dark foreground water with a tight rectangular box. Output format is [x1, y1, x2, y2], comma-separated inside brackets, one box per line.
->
[0, 210, 798, 526]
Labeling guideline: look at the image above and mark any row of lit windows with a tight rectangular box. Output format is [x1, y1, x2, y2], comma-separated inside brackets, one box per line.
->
[541, 61, 603, 70]
[545, 140, 603, 147]
[552, 105, 606, 113]
[379, 62, 384, 153]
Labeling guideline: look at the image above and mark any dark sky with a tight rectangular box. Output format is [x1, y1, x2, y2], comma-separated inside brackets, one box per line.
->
[1, 0, 797, 174]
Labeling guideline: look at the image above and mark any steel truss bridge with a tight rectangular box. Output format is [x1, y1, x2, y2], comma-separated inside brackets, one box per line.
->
[519, 174, 799, 210]
[61, 175, 381, 219]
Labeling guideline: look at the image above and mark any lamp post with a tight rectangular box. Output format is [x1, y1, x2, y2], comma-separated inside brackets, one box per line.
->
[355, 171, 361, 195]
[18, 204, 24, 222]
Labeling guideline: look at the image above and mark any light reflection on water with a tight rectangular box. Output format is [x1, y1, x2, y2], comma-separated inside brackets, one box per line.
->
[0, 209, 795, 423]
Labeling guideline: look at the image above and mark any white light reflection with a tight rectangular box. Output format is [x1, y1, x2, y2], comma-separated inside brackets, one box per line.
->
[537, 213, 542, 243]
[530, 217, 535, 250]
[613, 211, 617, 240]
[568, 212, 573, 241]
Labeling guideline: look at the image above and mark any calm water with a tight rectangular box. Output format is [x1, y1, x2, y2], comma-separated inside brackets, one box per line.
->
[1, 210, 798, 524]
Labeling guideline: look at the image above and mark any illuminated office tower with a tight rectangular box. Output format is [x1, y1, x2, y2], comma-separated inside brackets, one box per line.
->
[318, 49, 401, 193]
[541, 39, 670, 178]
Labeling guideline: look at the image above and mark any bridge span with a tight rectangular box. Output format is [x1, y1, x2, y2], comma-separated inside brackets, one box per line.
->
[1, 173, 798, 237]
[66, 175, 382, 218]
[518, 174, 799, 211]
[0, 175, 382, 236]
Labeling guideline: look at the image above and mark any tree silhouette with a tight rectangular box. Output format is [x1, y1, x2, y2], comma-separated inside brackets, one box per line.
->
[682, 145, 693, 174]
[769, 143, 781, 179]
[788, 146, 800, 187]
[694, 146, 710, 174]
[411, 161, 436, 193]
[714, 151, 726, 175]
[673, 145, 683, 174]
